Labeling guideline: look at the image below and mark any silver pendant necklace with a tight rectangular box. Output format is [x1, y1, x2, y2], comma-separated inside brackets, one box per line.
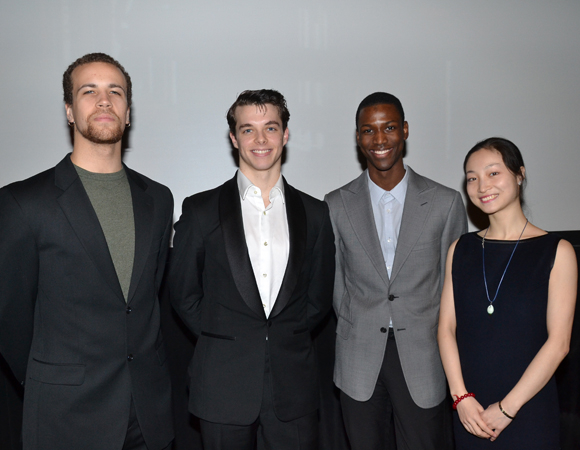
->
[482, 219, 528, 315]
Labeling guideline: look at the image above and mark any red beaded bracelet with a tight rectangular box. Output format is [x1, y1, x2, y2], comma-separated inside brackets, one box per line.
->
[452, 393, 475, 410]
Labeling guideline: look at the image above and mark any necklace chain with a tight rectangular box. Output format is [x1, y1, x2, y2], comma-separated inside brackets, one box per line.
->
[482, 219, 529, 315]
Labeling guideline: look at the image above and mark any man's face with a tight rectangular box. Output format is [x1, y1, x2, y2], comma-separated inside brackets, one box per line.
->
[356, 103, 408, 175]
[229, 104, 289, 178]
[65, 62, 130, 145]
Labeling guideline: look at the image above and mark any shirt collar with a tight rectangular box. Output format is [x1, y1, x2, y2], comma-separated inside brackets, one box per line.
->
[367, 164, 409, 206]
[237, 170, 285, 204]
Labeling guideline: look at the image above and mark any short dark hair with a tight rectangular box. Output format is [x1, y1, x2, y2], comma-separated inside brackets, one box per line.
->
[63, 53, 132, 107]
[464, 137, 527, 200]
[355, 92, 405, 130]
[227, 89, 290, 135]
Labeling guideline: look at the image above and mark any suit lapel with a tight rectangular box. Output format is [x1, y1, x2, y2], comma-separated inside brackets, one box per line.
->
[390, 168, 435, 283]
[125, 168, 153, 304]
[219, 175, 265, 319]
[55, 155, 125, 302]
[341, 171, 390, 287]
[270, 179, 306, 318]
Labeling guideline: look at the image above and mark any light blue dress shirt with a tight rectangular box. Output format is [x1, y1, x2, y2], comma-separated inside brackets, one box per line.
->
[368, 167, 409, 326]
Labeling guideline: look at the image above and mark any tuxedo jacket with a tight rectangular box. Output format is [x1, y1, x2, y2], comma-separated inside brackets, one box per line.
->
[325, 168, 467, 408]
[169, 173, 335, 425]
[0, 155, 174, 450]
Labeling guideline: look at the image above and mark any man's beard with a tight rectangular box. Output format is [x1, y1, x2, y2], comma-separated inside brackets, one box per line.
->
[77, 115, 124, 144]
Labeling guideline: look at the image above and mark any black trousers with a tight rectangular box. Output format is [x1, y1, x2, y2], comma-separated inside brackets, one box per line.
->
[200, 349, 318, 450]
[123, 397, 173, 450]
[340, 329, 453, 450]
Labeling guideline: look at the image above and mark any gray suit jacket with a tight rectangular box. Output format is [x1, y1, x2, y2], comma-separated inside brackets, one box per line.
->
[325, 167, 466, 408]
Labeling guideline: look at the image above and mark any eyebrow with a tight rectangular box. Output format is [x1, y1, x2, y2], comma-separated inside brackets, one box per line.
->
[359, 120, 398, 127]
[76, 83, 126, 95]
[238, 120, 281, 129]
[465, 162, 501, 174]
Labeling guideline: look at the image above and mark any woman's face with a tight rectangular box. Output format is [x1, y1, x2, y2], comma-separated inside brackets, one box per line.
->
[465, 148, 524, 216]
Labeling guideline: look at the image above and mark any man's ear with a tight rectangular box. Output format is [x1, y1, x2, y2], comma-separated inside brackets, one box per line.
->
[125, 108, 130, 125]
[229, 132, 239, 149]
[283, 127, 289, 146]
[65, 104, 74, 124]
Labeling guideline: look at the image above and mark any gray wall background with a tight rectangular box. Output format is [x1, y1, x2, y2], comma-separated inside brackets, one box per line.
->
[1, 0, 579, 231]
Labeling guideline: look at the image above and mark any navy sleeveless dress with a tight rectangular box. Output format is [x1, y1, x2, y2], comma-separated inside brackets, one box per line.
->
[451, 232, 561, 449]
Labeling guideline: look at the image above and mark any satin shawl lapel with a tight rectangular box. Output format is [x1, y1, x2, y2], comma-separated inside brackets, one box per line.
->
[270, 179, 306, 318]
[390, 168, 435, 283]
[125, 168, 154, 304]
[219, 175, 265, 319]
[341, 171, 390, 287]
[54, 155, 125, 302]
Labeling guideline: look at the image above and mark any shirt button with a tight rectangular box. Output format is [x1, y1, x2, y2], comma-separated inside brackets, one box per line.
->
[264, 242, 268, 246]
[380, 327, 387, 333]
[263, 274, 267, 277]
[263, 211, 266, 215]
[262, 303, 266, 308]
[387, 238, 392, 243]
[386, 209, 391, 213]
[127, 354, 134, 361]
[254, 190, 258, 194]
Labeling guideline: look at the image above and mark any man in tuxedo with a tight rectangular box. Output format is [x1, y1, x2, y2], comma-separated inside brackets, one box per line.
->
[169, 89, 335, 450]
[0, 53, 174, 450]
[324, 92, 467, 449]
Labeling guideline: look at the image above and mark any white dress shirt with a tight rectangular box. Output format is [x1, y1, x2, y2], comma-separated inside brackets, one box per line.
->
[368, 167, 409, 326]
[237, 171, 289, 318]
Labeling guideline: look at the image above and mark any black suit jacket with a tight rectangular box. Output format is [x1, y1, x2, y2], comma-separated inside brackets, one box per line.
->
[169, 174, 335, 425]
[0, 155, 174, 450]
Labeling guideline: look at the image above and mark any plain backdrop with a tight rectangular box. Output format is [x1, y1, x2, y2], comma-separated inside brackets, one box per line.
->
[1, 0, 579, 231]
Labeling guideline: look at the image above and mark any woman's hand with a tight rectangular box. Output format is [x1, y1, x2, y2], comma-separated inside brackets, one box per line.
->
[457, 397, 497, 439]
[481, 402, 514, 441]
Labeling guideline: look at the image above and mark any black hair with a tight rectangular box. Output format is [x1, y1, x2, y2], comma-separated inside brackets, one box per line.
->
[464, 137, 526, 202]
[355, 92, 405, 129]
[227, 89, 290, 135]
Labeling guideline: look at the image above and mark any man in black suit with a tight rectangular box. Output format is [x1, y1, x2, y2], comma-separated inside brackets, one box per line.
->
[169, 89, 335, 450]
[0, 53, 174, 450]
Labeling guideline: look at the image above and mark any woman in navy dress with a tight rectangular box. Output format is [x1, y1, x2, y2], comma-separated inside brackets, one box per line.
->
[438, 137, 577, 449]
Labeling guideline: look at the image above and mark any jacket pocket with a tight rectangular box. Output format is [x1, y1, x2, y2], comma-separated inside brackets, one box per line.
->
[29, 358, 85, 386]
[293, 327, 310, 335]
[336, 316, 352, 340]
[201, 331, 236, 341]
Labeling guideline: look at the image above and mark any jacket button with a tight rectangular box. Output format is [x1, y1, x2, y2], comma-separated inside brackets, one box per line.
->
[388, 294, 395, 301]
[127, 354, 134, 361]
[267, 320, 272, 327]
[380, 327, 387, 333]
[126, 307, 132, 314]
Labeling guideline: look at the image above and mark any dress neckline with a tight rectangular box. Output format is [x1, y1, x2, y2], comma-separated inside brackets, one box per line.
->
[473, 232, 549, 244]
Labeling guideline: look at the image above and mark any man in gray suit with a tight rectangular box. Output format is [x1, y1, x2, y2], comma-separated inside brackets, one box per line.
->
[325, 92, 467, 450]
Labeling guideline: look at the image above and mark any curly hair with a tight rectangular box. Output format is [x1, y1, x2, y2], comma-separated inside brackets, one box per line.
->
[63, 53, 132, 107]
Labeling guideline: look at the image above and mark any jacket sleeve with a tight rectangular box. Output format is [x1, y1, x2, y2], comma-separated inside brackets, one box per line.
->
[324, 193, 345, 317]
[0, 187, 38, 383]
[439, 190, 467, 292]
[306, 201, 335, 330]
[168, 197, 205, 337]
